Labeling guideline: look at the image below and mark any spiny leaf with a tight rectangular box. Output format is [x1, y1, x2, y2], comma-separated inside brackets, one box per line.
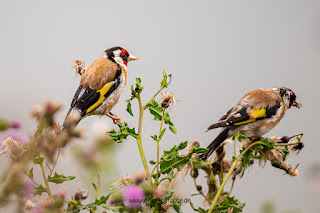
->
[33, 184, 47, 197]
[28, 168, 33, 179]
[126, 101, 133, 116]
[161, 70, 168, 87]
[33, 156, 44, 164]
[106, 122, 138, 143]
[212, 196, 245, 213]
[177, 141, 188, 150]
[149, 160, 157, 165]
[92, 193, 112, 205]
[159, 169, 174, 183]
[145, 99, 177, 134]
[172, 198, 182, 213]
[151, 135, 158, 141]
[159, 128, 166, 140]
[136, 77, 141, 86]
[92, 183, 98, 192]
[48, 172, 75, 184]
[232, 133, 249, 142]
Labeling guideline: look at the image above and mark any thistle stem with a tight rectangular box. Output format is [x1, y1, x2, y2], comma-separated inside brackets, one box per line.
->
[155, 111, 165, 184]
[50, 147, 60, 176]
[40, 163, 53, 199]
[137, 93, 152, 185]
[208, 141, 262, 213]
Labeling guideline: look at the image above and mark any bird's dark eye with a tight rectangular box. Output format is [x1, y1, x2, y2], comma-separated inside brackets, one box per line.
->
[120, 54, 126, 58]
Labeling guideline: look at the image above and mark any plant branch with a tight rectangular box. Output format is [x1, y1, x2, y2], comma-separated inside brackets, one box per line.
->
[137, 93, 152, 185]
[24, 170, 40, 187]
[40, 163, 53, 199]
[208, 141, 262, 213]
[145, 74, 172, 106]
[50, 147, 60, 176]
[155, 110, 165, 184]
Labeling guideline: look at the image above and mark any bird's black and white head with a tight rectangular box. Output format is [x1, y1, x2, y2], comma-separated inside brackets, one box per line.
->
[274, 87, 302, 109]
[104, 46, 138, 70]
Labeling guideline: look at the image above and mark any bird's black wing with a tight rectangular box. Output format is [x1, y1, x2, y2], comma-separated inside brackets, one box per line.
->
[207, 103, 281, 130]
[219, 107, 234, 121]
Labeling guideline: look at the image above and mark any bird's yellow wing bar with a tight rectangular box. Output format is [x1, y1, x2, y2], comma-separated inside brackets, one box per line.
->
[86, 82, 114, 114]
[233, 108, 267, 125]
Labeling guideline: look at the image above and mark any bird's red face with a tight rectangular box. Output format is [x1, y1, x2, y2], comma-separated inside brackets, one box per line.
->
[119, 49, 130, 66]
[289, 92, 302, 109]
[276, 87, 302, 109]
[105, 47, 138, 69]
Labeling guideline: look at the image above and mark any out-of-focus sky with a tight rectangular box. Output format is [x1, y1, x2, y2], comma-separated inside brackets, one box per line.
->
[1, 1, 320, 212]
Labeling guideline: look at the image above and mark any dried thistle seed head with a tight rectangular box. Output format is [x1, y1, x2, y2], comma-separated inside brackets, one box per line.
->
[0, 137, 28, 161]
[293, 142, 304, 152]
[54, 123, 62, 134]
[133, 171, 146, 184]
[211, 162, 220, 173]
[72, 60, 86, 76]
[232, 162, 243, 177]
[25, 200, 36, 212]
[30, 105, 43, 118]
[196, 185, 202, 191]
[44, 101, 62, 114]
[161, 92, 179, 109]
[73, 189, 88, 201]
[113, 175, 132, 187]
[215, 145, 226, 162]
[152, 186, 166, 198]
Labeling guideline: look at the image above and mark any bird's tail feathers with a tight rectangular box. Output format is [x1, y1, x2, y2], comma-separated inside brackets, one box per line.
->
[62, 108, 82, 129]
[199, 128, 229, 161]
[206, 121, 227, 132]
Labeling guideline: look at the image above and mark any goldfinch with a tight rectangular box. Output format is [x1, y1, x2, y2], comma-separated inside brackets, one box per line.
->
[63, 46, 138, 127]
[199, 87, 302, 161]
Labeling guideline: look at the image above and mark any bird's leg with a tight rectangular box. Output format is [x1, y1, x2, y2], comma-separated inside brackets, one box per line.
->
[107, 113, 121, 124]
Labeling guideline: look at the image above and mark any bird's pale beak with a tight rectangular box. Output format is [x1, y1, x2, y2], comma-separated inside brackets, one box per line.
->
[128, 55, 139, 61]
[293, 99, 302, 109]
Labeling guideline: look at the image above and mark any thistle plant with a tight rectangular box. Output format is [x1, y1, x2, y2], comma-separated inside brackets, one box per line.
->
[0, 67, 304, 213]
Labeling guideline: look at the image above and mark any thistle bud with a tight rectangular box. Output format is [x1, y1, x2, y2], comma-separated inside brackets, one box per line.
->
[190, 169, 199, 178]
[280, 136, 290, 143]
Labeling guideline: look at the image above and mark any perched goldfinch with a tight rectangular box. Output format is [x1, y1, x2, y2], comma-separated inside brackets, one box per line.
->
[63, 47, 138, 127]
[199, 87, 302, 161]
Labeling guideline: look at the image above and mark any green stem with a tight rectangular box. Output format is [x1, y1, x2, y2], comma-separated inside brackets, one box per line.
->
[146, 85, 165, 106]
[151, 160, 163, 175]
[40, 163, 53, 199]
[155, 111, 165, 185]
[274, 141, 300, 146]
[24, 170, 39, 187]
[50, 147, 60, 176]
[208, 141, 262, 213]
[137, 93, 152, 185]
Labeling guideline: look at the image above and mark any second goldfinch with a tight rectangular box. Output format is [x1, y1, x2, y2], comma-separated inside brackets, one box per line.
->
[199, 87, 302, 161]
[63, 46, 138, 127]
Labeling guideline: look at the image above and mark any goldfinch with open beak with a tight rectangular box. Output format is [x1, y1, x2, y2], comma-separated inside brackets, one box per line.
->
[199, 87, 302, 161]
[63, 46, 138, 127]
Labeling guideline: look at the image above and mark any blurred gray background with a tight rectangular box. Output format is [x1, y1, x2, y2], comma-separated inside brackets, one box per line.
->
[1, 0, 320, 212]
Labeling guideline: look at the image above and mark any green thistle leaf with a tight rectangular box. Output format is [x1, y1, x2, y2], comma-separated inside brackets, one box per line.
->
[33, 185, 47, 197]
[33, 156, 44, 164]
[48, 172, 75, 184]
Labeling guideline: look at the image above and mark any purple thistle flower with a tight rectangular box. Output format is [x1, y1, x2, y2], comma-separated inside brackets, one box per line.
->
[122, 185, 144, 208]
[24, 180, 35, 198]
[1, 131, 25, 144]
[33, 207, 43, 213]
[10, 120, 21, 129]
